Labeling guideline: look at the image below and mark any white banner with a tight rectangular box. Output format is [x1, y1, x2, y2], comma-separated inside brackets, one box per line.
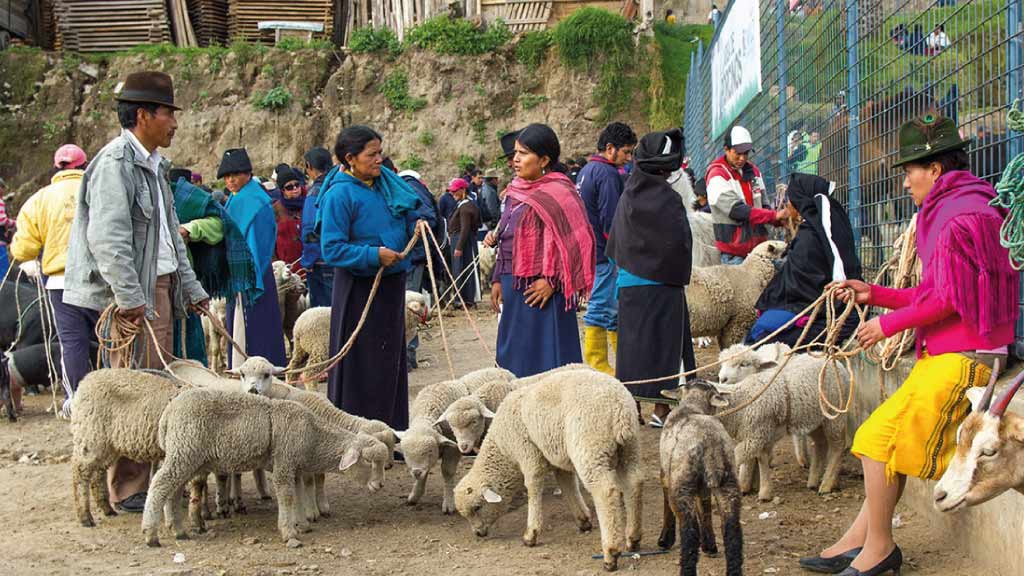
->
[711, 0, 763, 139]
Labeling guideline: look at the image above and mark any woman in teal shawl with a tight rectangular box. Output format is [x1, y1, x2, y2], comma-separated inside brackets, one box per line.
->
[318, 126, 420, 430]
[218, 148, 287, 369]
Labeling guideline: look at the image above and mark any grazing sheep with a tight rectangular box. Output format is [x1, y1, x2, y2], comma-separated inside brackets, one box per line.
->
[439, 364, 587, 454]
[200, 297, 228, 374]
[396, 379, 465, 513]
[143, 387, 388, 547]
[686, 240, 786, 349]
[658, 381, 743, 576]
[69, 363, 270, 527]
[454, 369, 643, 572]
[714, 343, 849, 500]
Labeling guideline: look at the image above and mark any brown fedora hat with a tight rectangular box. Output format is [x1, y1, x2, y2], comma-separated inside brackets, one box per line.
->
[115, 71, 180, 110]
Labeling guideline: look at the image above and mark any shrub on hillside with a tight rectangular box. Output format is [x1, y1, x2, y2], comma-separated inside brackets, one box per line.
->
[404, 16, 511, 55]
[349, 27, 403, 56]
[515, 30, 552, 67]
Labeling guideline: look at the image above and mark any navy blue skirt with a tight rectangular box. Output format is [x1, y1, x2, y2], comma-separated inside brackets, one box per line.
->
[226, 266, 287, 368]
[495, 274, 582, 378]
[327, 269, 409, 431]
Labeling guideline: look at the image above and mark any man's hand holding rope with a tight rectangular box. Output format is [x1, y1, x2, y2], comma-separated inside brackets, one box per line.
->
[830, 279, 885, 349]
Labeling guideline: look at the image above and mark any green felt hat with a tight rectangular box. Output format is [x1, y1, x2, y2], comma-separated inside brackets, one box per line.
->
[892, 113, 970, 168]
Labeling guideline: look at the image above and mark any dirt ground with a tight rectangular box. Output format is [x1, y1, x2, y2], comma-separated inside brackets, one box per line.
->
[0, 308, 980, 575]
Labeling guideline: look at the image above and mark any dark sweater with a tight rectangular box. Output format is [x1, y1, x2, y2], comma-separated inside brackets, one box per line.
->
[448, 199, 481, 253]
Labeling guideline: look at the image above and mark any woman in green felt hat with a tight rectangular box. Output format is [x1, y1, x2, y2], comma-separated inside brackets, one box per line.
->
[799, 113, 1018, 575]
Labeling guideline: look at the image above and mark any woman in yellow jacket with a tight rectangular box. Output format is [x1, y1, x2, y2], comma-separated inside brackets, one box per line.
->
[9, 144, 98, 418]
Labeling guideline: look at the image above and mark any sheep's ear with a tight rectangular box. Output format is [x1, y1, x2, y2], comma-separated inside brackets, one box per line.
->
[439, 436, 458, 449]
[482, 487, 503, 504]
[226, 367, 241, 375]
[393, 430, 407, 442]
[966, 387, 987, 413]
[339, 447, 361, 472]
[434, 410, 450, 428]
[756, 358, 779, 370]
[392, 443, 404, 455]
[480, 406, 497, 419]
[661, 387, 683, 400]
[272, 366, 286, 377]
[710, 393, 731, 408]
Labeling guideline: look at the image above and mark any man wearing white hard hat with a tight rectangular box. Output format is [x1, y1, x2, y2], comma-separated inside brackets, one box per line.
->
[705, 125, 789, 264]
[10, 144, 96, 419]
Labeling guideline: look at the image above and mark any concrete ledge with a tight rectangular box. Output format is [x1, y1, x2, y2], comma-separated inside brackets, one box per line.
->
[849, 355, 1024, 575]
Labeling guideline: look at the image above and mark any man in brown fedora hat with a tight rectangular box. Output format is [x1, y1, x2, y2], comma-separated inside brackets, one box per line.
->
[64, 71, 209, 514]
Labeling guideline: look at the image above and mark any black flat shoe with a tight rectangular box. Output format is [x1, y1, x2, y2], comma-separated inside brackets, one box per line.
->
[116, 492, 148, 513]
[837, 546, 902, 576]
[799, 548, 862, 573]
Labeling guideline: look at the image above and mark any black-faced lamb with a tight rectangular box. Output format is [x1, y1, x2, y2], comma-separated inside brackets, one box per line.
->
[686, 240, 786, 348]
[715, 342, 849, 499]
[659, 381, 743, 576]
[143, 387, 388, 547]
[454, 369, 643, 572]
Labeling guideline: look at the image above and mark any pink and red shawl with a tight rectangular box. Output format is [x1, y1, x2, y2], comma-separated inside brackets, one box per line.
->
[505, 172, 596, 309]
[916, 170, 1018, 337]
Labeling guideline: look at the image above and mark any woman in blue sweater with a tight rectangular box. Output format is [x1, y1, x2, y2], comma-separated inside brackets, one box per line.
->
[318, 126, 421, 430]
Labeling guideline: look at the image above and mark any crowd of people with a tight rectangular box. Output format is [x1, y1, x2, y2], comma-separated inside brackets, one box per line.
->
[0, 68, 1019, 576]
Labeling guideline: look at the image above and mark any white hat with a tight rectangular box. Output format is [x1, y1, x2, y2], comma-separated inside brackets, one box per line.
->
[726, 126, 754, 154]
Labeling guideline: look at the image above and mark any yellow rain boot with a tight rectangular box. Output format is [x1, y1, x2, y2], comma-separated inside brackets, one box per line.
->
[583, 326, 614, 375]
[607, 330, 618, 374]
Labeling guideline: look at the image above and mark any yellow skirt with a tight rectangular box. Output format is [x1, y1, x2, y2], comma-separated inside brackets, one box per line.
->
[851, 353, 991, 482]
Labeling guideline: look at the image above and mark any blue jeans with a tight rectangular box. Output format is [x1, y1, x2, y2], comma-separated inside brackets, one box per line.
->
[306, 264, 335, 308]
[583, 261, 618, 331]
[49, 289, 99, 395]
[720, 253, 745, 265]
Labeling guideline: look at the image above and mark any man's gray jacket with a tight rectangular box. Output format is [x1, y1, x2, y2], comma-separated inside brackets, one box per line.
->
[64, 133, 208, 318]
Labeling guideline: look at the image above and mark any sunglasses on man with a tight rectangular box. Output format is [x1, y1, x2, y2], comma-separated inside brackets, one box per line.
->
[283, 182, 302, 192]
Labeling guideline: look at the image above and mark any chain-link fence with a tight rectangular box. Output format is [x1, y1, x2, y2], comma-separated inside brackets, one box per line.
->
[684, 0, 1024, 355]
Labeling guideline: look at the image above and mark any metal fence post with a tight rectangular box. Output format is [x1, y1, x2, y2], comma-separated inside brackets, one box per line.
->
[777, 0, 788, 184]
[846, 0, 861, 249]
[1008, 0, 1024, 358]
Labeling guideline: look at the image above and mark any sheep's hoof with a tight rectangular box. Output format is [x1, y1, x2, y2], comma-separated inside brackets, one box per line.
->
[319, 510, 331, 518]
[522, 530, 538, 547]
[757, 494, 772, 503]
[701, 545, 719, 557]
[603, 553, 620, 572]
[146, 537, 161, 548]
[657, 534, 674, 550]
[192, 526, 207, 535]
[175, 532, 190, 541]
[577, 518, 593, 533]
[80, 518, 95, 528]
[260, 495, 273, 501]
[298, 523, 312, 534]
[441, 501, 455, 515]
[101, 507, 117, 517]
[627, 538, 641, 553]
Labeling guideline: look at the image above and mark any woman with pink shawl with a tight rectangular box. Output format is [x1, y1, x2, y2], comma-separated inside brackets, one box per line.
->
[484, 124, 596, 377]
[799, 114, 1018, 575]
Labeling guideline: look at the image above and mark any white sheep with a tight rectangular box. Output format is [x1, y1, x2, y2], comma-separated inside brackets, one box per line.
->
[142, 387, 389, 547]
[714, 343, 849, 500]
[439, 364, 588, 455]
[454, 369, 643, 572]
[286, 293, 428, 385]
[200, 297, 228, 374]
[685, 240, 786, 349]
[69, 360, 276, 528]
[478, 243, 496, 283]
[396, 379, 467, 513]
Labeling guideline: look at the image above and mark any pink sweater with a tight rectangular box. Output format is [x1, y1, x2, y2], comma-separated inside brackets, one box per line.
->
[871, 285, 1014, 357]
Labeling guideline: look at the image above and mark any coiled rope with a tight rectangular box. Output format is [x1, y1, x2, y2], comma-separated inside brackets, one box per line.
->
[991, 98, 1024, 270]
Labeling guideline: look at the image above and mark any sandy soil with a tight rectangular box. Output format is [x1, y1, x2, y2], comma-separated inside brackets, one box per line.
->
[0, 307, 978, 575]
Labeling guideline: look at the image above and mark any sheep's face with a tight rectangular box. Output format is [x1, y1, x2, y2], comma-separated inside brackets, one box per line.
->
[455, 475, 510, 537]
[406, 300, 429, 325]
[717, 344, 783, 385]
[341, 436, 389, 493]
[662, 380, 731, 414]
[438, 399, 494, 454]
[230, 356, 285, 395]
[394, 429, 453, 480]
[366, 427, 398, 470]
[749, 240, 787, 261]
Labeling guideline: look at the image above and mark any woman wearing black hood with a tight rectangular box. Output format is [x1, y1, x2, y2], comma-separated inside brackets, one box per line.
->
[606, 128, 696, 425]
[748, 173, 862, 346]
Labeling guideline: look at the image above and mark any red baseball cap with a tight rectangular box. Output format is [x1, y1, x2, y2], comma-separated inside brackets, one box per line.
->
[447, 178, 469, 192]
[54, 144, 87, 169]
